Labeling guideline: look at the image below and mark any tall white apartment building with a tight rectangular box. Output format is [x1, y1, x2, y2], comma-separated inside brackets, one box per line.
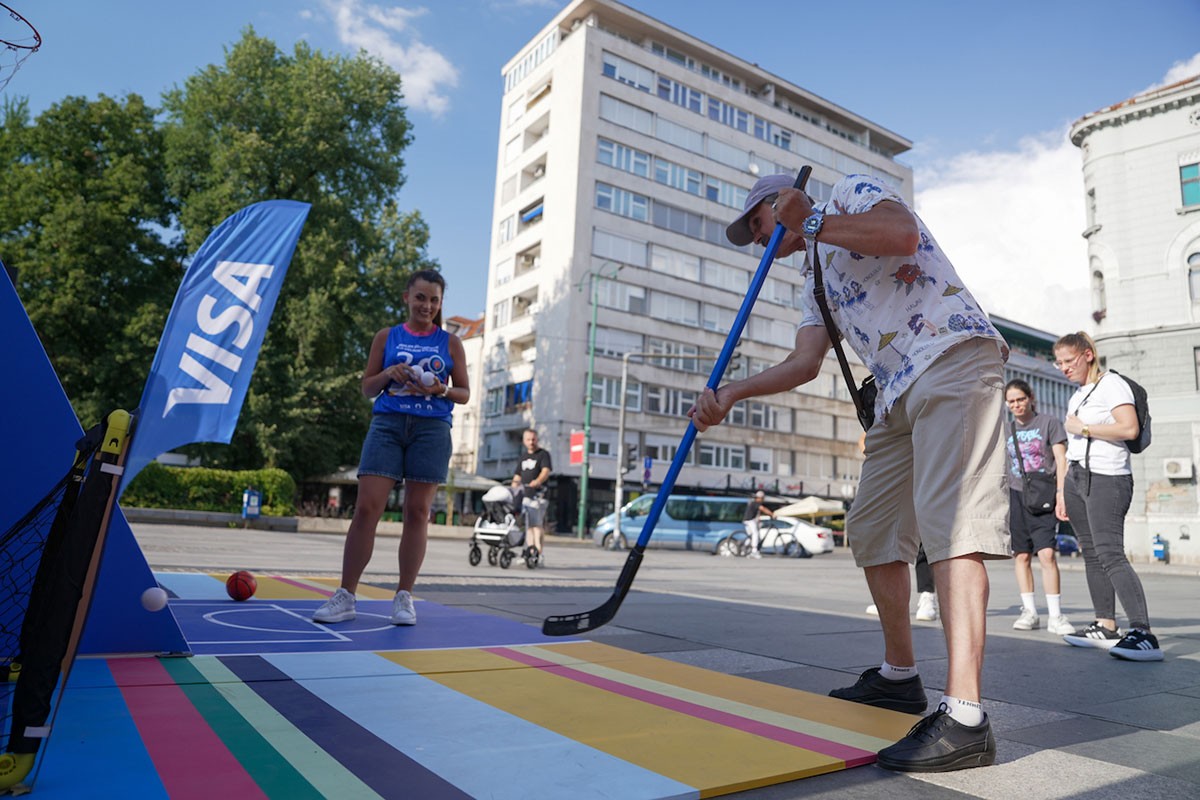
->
[1069, 73, 1200, 563]
[478, 0, 913, 532]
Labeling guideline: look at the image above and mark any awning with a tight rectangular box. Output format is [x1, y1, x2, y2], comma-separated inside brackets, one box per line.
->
[774, 496, 846, 518]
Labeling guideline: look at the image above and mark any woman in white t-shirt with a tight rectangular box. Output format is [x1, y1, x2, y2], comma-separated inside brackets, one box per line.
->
[1052, 332, 1161, 661]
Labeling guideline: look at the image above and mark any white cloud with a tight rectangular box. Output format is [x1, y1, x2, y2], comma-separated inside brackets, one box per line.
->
[1142, 51, 1200, 92]
[322, 0, 460, 117]
[912, 129, 1092, 336]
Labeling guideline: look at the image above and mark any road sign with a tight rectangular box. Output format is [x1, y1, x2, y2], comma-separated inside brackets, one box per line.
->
[569, 430, 584, 466]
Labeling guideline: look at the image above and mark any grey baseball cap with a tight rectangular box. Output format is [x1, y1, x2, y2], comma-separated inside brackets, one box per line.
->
[726, 173, 795, 246]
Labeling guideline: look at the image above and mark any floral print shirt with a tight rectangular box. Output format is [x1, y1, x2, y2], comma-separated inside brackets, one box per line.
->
[796, 174, 1008, 424]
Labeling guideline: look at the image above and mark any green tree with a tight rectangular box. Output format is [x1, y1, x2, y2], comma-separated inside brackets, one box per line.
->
[0, 95, 181, 426]
[161, 28, 438, 479]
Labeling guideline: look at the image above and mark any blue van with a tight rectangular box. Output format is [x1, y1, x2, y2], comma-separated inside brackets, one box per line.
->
[591, 494, 747, 552]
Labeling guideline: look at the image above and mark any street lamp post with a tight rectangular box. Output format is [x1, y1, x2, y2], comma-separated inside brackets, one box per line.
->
[576, 261, 622, 539]
[613, 350, 655, 546]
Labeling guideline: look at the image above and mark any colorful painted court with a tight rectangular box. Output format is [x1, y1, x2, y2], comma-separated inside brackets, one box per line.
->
[27, 574, 915, 799]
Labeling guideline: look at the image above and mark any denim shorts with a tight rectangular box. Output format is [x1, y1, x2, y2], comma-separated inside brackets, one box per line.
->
[358, 413, 451, 485]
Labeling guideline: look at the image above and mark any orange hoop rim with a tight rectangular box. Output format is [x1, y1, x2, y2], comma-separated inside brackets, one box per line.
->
[0, 2, 40, 52]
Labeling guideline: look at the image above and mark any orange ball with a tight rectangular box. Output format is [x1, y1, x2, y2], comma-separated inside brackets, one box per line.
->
[226, 570, 257, 601]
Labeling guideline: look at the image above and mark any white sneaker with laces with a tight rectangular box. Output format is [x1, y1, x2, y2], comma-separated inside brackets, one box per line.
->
[313, 587, 356, 623]
[915, 591, 939, 621]
[1047, 614, 1074, 635]
[391, 590, 416, 626]
[749, 551, 762, 559]
[1013, 608, 1040, 630]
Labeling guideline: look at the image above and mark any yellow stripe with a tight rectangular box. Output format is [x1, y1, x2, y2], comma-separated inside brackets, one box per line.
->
[520, 645, 899, 752]
[190, 657, 383, 800]
[383, 648, 844, 796]
[538, 642, 915, 741]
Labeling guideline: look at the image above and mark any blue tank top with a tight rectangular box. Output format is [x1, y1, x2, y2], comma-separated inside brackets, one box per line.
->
[372, 323, 454, 424]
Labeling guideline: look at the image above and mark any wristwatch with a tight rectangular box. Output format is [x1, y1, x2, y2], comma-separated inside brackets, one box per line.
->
[801, 210, 825, 238]
[1082, 424, 1090, 439]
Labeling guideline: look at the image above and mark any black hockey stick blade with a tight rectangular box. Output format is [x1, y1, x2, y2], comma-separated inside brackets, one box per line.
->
[543, 548, 643, 635]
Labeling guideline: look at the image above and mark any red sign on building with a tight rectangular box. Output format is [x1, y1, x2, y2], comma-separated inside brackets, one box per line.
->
[569, 430, 585, 466]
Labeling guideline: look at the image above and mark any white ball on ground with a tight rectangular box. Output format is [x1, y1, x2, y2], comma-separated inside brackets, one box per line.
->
[420, 372, 436, 387]
[141, 586, 169, 612]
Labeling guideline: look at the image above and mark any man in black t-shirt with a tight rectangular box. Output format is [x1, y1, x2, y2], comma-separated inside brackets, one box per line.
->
[516, 428, 552, 563]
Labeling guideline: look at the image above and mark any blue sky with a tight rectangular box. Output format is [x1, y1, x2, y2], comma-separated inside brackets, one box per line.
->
[10, 0, 1200, 334]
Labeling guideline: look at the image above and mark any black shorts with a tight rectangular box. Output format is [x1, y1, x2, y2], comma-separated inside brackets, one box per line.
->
[1008, 489, 1058, 554]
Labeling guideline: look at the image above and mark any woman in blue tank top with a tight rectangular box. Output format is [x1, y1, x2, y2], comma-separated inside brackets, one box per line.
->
[312, 270, 470, 627]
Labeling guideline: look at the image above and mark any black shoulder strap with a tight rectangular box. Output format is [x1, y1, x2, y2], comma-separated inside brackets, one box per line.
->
[1008, 415, 1028, 477]
[810, 243, 871, 426]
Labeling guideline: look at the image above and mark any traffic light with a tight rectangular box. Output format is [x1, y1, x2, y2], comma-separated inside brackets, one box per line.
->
[624, 444, 638, 474]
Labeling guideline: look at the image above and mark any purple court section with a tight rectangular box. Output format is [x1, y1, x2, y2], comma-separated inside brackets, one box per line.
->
[170, 599, 573, 655]
[1, 269, 188, 657]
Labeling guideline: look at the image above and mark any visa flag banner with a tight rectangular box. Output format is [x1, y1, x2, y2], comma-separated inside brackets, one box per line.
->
[119, 199, 311, 495]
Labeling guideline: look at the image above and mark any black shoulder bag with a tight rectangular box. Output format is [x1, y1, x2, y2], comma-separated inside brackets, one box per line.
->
[810, 242, 877, 431]
[1008, 416, 1057, 515]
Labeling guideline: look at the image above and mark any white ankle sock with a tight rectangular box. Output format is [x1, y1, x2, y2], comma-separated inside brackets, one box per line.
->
[1046, 593, 1062, 617]
[939, 695, 984, 726]
[1020, 592, 1037, 613]
[879, 661, 916, 681]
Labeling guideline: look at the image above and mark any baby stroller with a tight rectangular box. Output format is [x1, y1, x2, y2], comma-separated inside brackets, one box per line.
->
[470, 484, 539, 569]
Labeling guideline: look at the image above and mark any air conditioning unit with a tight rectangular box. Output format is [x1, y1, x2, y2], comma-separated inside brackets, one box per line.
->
[1162, 457, 1194, 480]
[532, 164, 545, 178]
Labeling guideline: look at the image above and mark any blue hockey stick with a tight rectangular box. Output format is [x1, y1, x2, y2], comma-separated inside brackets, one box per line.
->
[543, 166, 811, 635]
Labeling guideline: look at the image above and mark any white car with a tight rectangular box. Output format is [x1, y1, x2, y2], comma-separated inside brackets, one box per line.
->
[716, 516, 836, 557]
[763, 516, 835, 555]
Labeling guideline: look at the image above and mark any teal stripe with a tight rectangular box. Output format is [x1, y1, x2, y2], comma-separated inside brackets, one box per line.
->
[189, 657, 383, 800]
[161, 658, 324, 799]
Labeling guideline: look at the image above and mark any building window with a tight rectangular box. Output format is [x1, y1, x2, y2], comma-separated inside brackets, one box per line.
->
[485, 388, 504, 417]
[597, 138, 651, 178]
[656, 75, 702, 114]
[497, 215, 514, 244]
[1091, 263, 1106, 322]
[650, 244, 701, 282]
[592, 228, 647, 267]
[601, 51, 653, 93]
[697, 442, 745, 470]
[599, 94, 654, 135]
[1182, 162, 1200, 207]
[492, 298, 510, 328]
[1195, 347, 1200, 390]
[749, 446, 773, 473]
[596, 182, 650, 222]
[1188, 252, 1200, 305]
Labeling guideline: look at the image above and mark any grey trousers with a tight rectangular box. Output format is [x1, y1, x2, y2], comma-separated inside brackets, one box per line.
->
[1063, 464, 1150, 630]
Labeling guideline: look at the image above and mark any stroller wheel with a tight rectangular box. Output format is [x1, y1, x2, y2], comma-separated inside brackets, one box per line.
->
[487, 546, 499, 566]
[499, 549, 514, 569]
[468, 545, 482, 567]
[525, 546, 540, 569]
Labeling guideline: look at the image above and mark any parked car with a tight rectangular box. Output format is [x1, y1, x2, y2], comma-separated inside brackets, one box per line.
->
[770, 516, 835, 555]
[1056, 532, 1081, 557]
[592, 494, 747, 552]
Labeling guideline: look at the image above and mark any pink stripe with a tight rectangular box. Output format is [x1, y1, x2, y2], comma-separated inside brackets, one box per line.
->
[487, 647, 874, 766]
[110, 658, 269, 800]
[271, 575, 333, 596]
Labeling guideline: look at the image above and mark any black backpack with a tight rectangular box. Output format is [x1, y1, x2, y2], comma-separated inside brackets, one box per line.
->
[1109, 370, 1152, 453]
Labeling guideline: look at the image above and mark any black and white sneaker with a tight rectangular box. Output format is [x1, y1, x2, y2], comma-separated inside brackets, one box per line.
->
[1063, 621, 1122, 650]
[1110, 629, 1163, 662]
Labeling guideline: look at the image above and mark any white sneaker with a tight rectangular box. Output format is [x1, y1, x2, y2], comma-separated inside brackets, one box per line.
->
[390, 590, 416, 626]
[1013, 608, 1040, 630]
[749, 551, 762, 559]
[1047, 614, 1074, 635]
[313, 587, 356, 623]
[915, 591, 939, 621]
[866, 604, 879, 615]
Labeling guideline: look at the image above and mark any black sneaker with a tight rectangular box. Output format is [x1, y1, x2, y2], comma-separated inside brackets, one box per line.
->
[1109, 629, 1163, 662]
[829, 667, 928, 714]
[1062, 621, 1122, 650]
[876, 705, 996, 772]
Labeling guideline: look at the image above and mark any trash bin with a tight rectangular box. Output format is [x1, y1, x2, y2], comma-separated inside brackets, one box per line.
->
[1152, 535, 1169, 563]
[242, 489, 261, 520]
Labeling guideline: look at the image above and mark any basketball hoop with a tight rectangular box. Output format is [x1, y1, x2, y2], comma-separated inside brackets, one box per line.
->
[0, 2, 40, 95]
